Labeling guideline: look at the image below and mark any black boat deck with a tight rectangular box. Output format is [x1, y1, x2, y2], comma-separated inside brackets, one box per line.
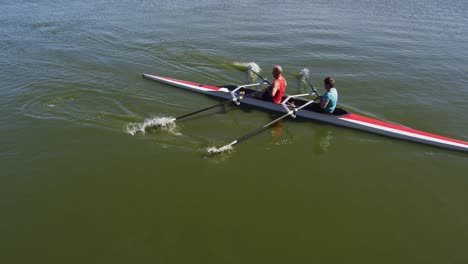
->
[220, 84, 350, 117]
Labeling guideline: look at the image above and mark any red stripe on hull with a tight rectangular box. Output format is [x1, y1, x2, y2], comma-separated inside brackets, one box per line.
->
[342, 114, 468, 146]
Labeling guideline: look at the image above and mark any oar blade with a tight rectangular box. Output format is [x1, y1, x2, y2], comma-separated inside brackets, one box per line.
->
[206, 142, 235, 155]
[299, 68, 321, 98]
[246, 62, 261, 74]
[247, 62, 262, 82]
[300, 68, 310, 79]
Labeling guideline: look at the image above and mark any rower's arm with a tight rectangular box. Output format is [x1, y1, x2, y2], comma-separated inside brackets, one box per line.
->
[270, 79, 280, 97]
[320, 96, 329, 109]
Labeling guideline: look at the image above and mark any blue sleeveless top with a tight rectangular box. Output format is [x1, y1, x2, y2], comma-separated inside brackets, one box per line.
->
[322, 88, 338, 113]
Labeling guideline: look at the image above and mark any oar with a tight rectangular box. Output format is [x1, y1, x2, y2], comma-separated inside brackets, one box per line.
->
[248, 65, 272, 86]
[211, 100, 316, 152]
[172, 85, 261, 122]
[174, 64, 268, 122]
[173, 98, 241, 121]
[300, 68, 321, 98]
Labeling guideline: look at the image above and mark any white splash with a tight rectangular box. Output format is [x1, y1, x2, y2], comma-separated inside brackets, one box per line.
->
[206, 144, 233, 154]
[125, 117, 177, 136]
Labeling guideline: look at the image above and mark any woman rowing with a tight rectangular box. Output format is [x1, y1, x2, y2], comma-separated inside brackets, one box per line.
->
[312, 76, 338, 114]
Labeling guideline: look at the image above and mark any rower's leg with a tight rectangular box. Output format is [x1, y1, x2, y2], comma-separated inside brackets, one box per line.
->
[310, 102, 328, 113]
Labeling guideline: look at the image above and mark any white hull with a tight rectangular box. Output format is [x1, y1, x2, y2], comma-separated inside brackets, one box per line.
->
[142, 73, 468, 153]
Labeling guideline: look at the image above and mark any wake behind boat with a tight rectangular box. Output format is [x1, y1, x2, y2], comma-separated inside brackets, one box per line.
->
[142, 73, 468, 153]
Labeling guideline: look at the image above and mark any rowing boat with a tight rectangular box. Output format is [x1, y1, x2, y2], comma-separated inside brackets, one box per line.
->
[142, 73, 468, 153]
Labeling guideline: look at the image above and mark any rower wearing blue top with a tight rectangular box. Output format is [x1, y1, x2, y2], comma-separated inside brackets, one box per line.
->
[319, 76, 338, 114]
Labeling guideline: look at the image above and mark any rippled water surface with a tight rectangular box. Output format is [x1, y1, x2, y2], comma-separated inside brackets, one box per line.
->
[1, 0, 467, 263]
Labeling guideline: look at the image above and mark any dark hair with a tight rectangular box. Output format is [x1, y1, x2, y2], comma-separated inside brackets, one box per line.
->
[324, 76, 335, 88]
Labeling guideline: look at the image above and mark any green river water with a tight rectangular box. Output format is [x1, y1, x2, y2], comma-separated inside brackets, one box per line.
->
[1, 0, 467, 263]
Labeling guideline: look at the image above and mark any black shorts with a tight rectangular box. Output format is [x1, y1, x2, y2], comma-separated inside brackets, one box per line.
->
[262, 91, 273, 101]
[310, 103, 333, 115]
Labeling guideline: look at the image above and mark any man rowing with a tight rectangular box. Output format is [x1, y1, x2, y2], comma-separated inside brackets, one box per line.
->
[260, 65, 287, 104]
